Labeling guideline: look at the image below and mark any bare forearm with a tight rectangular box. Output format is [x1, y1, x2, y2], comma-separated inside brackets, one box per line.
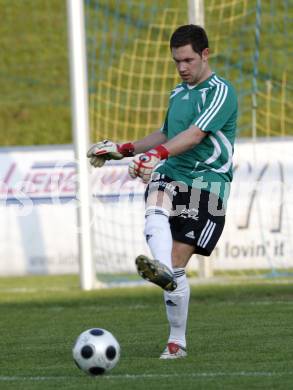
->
[162, 125, 206, 156]
[133, 130, 167, 154]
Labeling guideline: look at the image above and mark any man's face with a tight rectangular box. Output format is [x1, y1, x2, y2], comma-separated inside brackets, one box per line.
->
[172, 44, 209, 85]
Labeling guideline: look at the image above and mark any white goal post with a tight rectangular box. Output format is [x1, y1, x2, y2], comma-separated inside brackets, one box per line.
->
[67, 0, 96, 290]
[188, 0, 205, 27]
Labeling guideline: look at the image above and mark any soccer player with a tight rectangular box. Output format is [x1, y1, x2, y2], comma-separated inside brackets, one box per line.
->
[87, 25, 238, 359]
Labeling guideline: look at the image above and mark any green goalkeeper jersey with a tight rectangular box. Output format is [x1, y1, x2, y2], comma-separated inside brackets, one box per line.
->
[156, 72, 238, 204]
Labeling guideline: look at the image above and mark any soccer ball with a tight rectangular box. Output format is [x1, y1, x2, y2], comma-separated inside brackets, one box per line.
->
[72, 328, 120, 376]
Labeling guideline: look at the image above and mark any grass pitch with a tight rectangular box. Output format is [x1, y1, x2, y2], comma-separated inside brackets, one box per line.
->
[0, 275, 293, 390]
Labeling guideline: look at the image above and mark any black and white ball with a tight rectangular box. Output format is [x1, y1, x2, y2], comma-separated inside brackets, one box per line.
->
[72, 328, 120, 376]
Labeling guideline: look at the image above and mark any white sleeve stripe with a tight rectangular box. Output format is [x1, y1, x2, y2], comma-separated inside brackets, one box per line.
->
[197, 83, 227, 130]
[202, 79, 228, 128]
[214, 75, 224, 84]
[200, 85, 228, 130]
[195, 81, 222, 128]
[195, 79, 228, 130]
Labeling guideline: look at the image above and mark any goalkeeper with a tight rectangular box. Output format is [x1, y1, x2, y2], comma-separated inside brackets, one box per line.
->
[87, 25, 238, 359]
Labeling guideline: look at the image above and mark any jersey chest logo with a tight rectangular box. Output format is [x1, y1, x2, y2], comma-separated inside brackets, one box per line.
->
[181, 92, 189, 100]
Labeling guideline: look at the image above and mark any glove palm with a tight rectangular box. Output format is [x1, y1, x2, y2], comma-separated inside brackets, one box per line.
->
[128, 145, 169, 183]
[87, 140, 134, 168]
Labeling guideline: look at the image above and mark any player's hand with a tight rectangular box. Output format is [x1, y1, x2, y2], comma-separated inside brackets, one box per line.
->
[87, 140, 134, 168]
[87, 140, 122, 168]
[128, 145, 169, 183]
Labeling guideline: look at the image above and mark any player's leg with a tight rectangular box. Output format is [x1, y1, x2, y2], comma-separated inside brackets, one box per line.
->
[161, 189, 226, 359]
[144, 187, 173, 270]
[135, 176, 177, 291]
[160, 240, 193, 359]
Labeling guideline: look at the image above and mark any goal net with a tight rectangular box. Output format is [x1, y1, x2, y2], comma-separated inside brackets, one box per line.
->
[85, 0, 293, 283]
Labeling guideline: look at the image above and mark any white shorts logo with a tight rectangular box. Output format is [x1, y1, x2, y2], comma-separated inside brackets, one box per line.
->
[185, 231, 195, 239]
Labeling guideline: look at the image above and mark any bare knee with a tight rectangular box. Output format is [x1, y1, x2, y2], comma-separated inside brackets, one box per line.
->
[171, 240, 194, 268]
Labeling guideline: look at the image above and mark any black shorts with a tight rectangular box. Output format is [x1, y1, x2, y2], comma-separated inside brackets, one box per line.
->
[145, 174, 226, 256]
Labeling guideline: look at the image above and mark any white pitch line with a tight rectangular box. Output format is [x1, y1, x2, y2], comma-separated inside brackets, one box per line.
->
[0, 287, 71, 293]
[209, 300, 293, 306]
[1, 372, 293, 381]
[106, 372, 293, 379]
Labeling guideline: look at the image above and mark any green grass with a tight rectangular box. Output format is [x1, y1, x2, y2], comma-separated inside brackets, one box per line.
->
[0, 0, 70, 145]
[1, 275, 293, 389]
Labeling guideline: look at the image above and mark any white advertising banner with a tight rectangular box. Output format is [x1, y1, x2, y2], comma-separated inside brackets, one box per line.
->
[215, 139, 293, 271]
[0, 139, 292, 275]
[0, 146, 78, 275]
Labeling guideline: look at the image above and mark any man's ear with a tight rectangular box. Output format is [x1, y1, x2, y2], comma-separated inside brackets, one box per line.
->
[202, 47, 209, 61]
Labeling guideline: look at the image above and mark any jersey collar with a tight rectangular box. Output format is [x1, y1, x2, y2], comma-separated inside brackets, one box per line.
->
[183, 72, 215, 90]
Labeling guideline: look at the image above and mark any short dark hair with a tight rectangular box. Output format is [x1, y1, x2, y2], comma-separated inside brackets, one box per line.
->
[170, 24, 209, 55]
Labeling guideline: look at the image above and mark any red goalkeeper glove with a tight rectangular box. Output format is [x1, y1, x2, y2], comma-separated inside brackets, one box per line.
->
[87, 140, 134, 168]
[128, 145, 169, 183]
